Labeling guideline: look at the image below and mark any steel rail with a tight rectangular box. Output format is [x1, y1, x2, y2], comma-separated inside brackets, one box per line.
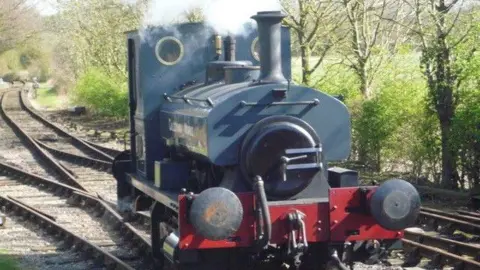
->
[21, 88, 124, 160]
[402, 238, 480, 269]
[404, 229, 480, 260]
[457, 210, 480, 219]
[0, 161, 88, 197]
[0, 91, 87, 191]
[19, 91, 114, 162]
[421, 207, 480, 225]
[0, 161, 152, 261]
[82, 139, 123, 158]
[3, 90, 150, 245]
[0, 195, 135, 270]
[6, 195, 57, 221]
[35, 139, 111, 172]
[418, 211, 480, 234]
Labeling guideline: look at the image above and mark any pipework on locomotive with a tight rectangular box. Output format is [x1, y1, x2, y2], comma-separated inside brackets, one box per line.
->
[112, 10, 421, 270]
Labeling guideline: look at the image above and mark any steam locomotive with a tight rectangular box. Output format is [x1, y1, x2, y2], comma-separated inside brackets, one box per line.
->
[113, 10, 421, 270]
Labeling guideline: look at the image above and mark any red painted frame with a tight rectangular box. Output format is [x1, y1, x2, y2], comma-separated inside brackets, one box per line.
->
[329, 187, 403, 242]
[178, 187, 403, 250]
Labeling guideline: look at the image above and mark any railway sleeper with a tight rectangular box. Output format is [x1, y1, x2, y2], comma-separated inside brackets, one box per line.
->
[0, 162, 151, 263]
[0, 195, 135, 270]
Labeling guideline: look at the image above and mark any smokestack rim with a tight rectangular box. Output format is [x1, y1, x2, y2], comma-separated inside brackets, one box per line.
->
[251, 10, 287, 20]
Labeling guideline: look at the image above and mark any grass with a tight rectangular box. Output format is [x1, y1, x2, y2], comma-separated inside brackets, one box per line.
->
[35, 85, 60, 109]
[0, 250, 21, 270]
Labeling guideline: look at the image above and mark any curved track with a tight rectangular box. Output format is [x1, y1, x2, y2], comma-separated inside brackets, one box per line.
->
[2, 91, 117, 202]
[0, 89, 152, 269]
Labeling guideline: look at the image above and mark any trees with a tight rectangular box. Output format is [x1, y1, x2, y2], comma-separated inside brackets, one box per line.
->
[281, 0, 479, 184]
[48, 0, 142, 79]
[340, 0, 408, 99]
[402, 0, 479, 188]
[281, 0, 345, 86]
[42, 0, 142, 115]
[0, 0, 40, 53]
[184, 7, 205, 23]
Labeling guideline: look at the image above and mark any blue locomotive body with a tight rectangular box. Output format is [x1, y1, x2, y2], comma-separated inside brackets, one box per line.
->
[127, 22, 292, 182]
[114, 11, 421, 270]
[159, 83, 351, 166]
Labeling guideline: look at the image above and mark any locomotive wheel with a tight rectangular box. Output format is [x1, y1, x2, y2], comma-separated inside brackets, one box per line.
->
[151, 202, 180, 270]
[151, 202, 168, 269]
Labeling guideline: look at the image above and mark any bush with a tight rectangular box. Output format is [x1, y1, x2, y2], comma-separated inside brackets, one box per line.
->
[71, 68, 128, 118]
[352, 97, 396, 171]
[2, 72, 20, 83]
[309, 51, 428, 173]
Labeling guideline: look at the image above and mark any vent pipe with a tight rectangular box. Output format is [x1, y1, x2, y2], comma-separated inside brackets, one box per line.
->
[224, 36, 236, 62]
[251, 11, 287, 84]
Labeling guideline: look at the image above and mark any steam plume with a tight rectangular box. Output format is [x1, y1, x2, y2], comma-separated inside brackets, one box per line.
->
[142, 0, 282, 36]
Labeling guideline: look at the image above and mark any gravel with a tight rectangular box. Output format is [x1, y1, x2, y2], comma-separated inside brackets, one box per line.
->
[0, 89, 151, 269]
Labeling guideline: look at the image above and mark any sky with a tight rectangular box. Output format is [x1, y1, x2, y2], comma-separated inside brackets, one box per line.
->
[31, 0, 58, 16]
[31, 0, 138, 16]
[31, 0, 480, 17]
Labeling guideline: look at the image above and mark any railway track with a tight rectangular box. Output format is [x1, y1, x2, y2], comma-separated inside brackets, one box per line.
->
[2, 90, 117, 202]
[0, 162, 151, 269]
[18, 91, 114, 162]
[0, 89, 152, 269]
[83, 140, 123, 158]
[397, 207, 480, 269]
[24, 92, 124, 159]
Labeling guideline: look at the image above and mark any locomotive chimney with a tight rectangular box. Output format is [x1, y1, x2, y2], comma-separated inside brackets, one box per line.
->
[251, 11, 287, 84]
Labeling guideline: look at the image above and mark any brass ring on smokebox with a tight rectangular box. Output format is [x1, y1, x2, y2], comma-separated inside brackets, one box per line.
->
[251, 37, 260, 61]
[155, 36, 185, 66]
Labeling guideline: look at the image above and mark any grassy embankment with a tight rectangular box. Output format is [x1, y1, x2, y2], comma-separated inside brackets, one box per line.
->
[35, 84, 63, 109]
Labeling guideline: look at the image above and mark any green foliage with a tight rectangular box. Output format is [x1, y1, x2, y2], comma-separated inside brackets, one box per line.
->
[42, 0, 141, 118]
[0, 256, 20, 270]
[306, 50, 429, 173]
[352, 97, 393, 170]
[36, 86, 61, 109]
[71, 68, 128, 118]
[313, 62, 360, 100]
[50, 0, 141, 79]
[0, 43, 51, 82]
[450, 49, 480, 189]
[0, 250, 20, 270]
[409, 110, 442, 182]
[0, 50, 23, 71]
[452, 90, 480, 189]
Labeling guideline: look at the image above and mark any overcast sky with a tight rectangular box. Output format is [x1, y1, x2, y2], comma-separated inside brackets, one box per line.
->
[31, 0, 58, 16]
[31, 0, 479, 17]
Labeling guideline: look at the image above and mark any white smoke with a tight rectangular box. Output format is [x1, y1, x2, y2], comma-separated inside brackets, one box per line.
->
[142, 0, 282, 36]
